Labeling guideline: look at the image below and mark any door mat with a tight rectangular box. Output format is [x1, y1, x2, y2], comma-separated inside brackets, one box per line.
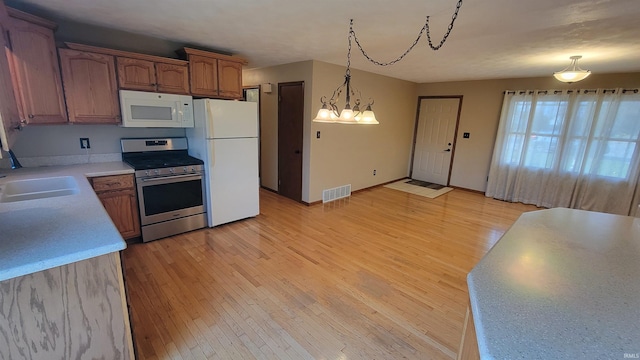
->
[405, 179, 445, 190]
[384, 179, 454, 199]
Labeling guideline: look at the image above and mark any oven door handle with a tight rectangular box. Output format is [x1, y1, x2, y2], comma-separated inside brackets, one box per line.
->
[141, 174, 202, 182]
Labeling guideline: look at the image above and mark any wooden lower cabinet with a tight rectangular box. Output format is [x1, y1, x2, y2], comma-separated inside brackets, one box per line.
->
[457, 303, 480, 360]
[91, 174, 141, 240]
[0, 252, 134, 359]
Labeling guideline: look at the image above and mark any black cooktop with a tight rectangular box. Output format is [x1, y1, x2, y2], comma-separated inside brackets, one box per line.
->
[122, 151, 204, 170]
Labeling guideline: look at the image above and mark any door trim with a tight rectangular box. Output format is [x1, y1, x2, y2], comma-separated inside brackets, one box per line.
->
[243, 85, 261, 185]
[409, 96, 463, 186]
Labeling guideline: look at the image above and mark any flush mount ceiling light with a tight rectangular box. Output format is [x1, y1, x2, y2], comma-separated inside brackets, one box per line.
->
[553, 55, 591, 83]
[313, 0, 464, 125]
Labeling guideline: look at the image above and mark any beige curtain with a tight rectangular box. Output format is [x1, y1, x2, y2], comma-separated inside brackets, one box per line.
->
[486, 88, 640, 216]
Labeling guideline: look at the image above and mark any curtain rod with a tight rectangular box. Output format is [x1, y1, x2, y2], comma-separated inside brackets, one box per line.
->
[504, 88, 639, 95]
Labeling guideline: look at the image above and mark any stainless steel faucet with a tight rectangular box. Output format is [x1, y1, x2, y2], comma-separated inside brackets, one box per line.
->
[8, 149, 22, 169]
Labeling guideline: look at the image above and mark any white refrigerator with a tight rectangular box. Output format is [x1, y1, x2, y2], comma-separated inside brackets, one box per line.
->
[186, 99, 259, 227]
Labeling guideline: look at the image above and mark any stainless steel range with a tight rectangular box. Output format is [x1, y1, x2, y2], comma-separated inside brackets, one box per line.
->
[121, 137, 206, 242]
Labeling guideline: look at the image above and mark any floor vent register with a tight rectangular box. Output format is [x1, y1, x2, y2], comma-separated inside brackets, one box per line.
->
[322, 184, 351, 203]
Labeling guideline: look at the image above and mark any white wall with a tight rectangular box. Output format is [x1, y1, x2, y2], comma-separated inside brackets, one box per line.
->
[417, 72, 640, 192]
[243, 61, 314, 199]
[309, 61, 417, 203]
[244, 60, 417, 203]
[6, 125, 183, 161]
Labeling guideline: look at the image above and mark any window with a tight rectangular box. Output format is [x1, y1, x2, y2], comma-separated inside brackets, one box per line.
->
[500, 89, 640, 180]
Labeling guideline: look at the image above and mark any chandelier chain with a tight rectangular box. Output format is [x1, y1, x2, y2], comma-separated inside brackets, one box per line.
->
[350, 0, 463, 67]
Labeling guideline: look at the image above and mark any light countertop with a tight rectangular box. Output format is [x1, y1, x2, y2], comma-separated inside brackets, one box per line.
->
[0, 162, 134, 282]
[468, 208, 640, 359]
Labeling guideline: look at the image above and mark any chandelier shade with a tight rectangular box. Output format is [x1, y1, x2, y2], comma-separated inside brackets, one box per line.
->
[553, 56, 591, 83]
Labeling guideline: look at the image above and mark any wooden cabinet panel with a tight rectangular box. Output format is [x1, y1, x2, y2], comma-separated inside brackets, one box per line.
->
[0, 5, 20, 153]
[59, 49, 120, 124]
[457, 304, 480, 360]
[0, 252, 133, 359]
[91, 174, 141, 240]
[117, 58, 190, 94]
[156, 62, 189, 94]
[91, 174, 135, 192]
[117, 57, 156, 92]
[98, 189, 141, 240]
[6, 16, 67, 124]
[218, 59, 243, 99]
[188, 54, 218, 97]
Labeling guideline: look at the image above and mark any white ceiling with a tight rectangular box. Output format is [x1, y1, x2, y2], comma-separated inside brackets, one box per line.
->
[9, 0, 640, 83]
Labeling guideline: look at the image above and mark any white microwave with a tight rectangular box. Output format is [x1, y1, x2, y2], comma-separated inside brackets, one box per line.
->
[120, 90, 194, 128]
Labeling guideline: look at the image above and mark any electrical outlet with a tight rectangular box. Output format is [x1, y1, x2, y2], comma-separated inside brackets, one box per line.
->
[80, 138, 90, 149]
[463, 132, 470, 139]
[373, 169, 377, 176]
[316, 131, 321, 139]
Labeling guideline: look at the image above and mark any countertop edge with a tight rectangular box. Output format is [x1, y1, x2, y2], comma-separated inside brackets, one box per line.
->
[0, 162, 134, 282]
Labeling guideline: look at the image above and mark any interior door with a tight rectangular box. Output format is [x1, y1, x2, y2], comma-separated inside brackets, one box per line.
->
[277, 81, 304, 202]
[411, 97, 461, 185]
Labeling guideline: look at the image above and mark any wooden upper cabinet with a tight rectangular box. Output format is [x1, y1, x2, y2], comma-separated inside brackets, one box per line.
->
[188, 54, 218, 97]
[218, 59, 243, 99]
[117, 57, 189, 95]
[182, 47, 246, 99]
[155, 62, 189, 94]
[0, 3, 20, 153]
[58, 49, 120, 124]
[6, 9, 67, 125]
[117, 57, 156, 92]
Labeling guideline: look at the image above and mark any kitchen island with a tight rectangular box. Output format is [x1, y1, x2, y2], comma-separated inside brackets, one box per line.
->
[0, 162, 135, 359]
[462, 208, 640, 359]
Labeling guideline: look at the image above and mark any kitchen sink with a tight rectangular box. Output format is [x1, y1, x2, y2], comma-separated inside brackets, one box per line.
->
[0, 176, 80, 203]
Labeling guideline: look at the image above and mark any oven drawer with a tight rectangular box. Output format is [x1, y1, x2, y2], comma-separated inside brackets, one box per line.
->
[91, 174, 135, 191]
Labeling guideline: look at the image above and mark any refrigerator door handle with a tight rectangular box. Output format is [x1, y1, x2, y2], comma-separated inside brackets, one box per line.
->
[207, 102, 215, 139]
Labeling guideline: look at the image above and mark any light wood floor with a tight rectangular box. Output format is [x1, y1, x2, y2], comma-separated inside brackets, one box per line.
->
[122, 186, 538, 360]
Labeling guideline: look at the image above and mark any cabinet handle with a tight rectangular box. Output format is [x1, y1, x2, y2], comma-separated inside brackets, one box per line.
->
[14, 119, 25, 131]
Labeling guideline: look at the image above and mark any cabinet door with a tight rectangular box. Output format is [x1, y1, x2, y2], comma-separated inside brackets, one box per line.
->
[97, 189, 141, 240]
[59, 49, 120, 124]
[117, 57, 156, 92]
[156, 63, 189, 95]
[6, 17, 67, 124]
[217, 59, 243, 99]
[0, 7, 21, 153]
[189, 54, 218, 97]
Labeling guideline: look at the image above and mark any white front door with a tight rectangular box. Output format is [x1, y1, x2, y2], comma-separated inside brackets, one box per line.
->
[411, 98, 460, 185]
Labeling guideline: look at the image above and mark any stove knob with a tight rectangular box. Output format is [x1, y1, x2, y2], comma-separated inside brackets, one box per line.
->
[169, 168, 175, 173]
[145, 170, 150, 176]
[190, 167, 195, 172]
[154, 169, 160, 175]
[183, 167, 187, 172]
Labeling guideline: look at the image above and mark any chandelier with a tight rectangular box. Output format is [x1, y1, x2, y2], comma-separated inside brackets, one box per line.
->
[313, 0, 464, 125]
[553, 55, 591, 83]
